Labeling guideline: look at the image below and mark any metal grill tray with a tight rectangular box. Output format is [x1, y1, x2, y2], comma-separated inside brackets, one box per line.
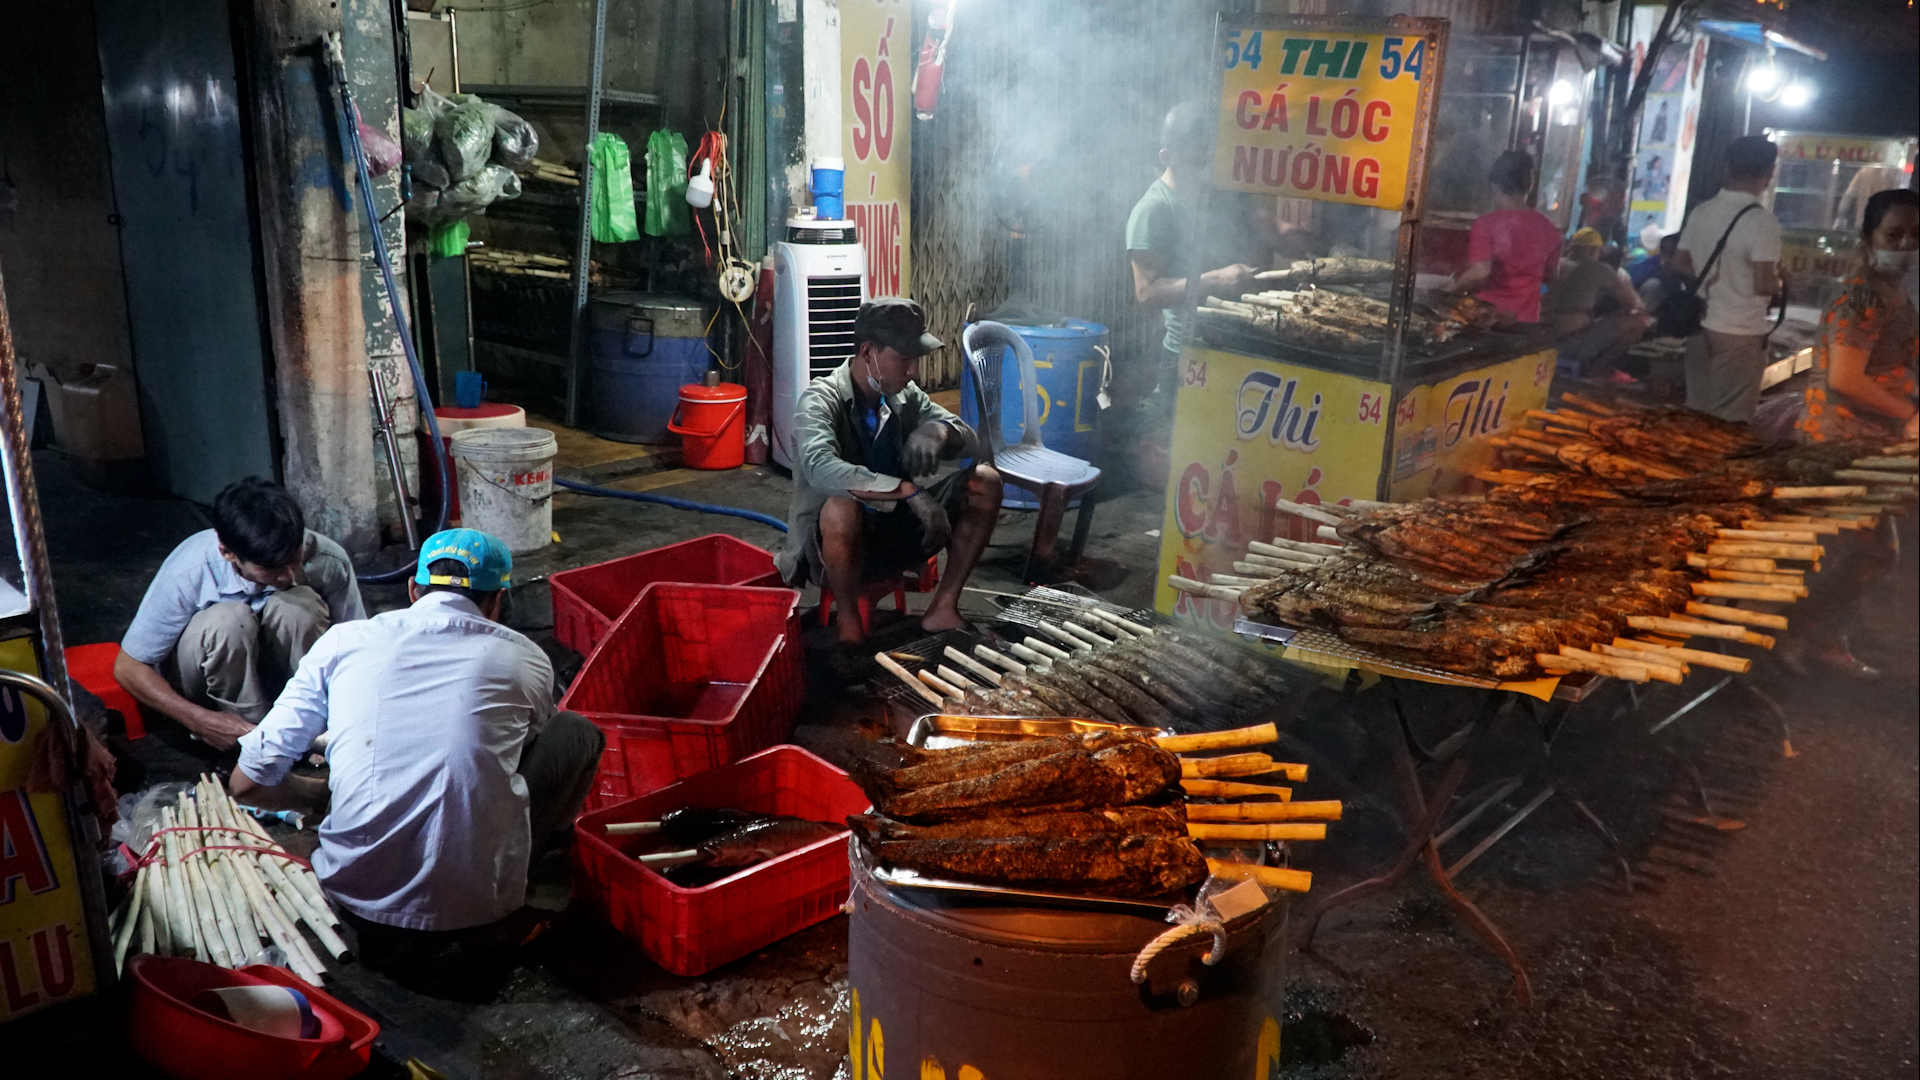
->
[853, 841, 1180, 916]
[1233, 616, 1603, 702]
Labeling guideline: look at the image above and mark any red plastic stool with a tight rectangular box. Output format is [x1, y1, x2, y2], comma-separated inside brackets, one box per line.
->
[67, 642, 144, 739]
[818, 555, 941, 635]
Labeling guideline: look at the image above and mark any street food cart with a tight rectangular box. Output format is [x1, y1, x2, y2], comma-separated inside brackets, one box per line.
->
[1154, 13, 1557, 620]
[0, 271, 112, 1034]
[1767, 131, 1918, 309]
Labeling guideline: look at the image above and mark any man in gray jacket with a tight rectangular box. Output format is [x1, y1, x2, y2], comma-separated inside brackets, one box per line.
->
[775, 298, 1003, 648]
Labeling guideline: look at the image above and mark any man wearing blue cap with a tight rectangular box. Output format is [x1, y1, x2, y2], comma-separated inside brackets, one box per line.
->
[229, 529, 604, 955]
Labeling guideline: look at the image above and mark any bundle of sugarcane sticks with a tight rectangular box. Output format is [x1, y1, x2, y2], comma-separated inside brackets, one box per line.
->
[108, 776, 349, 986]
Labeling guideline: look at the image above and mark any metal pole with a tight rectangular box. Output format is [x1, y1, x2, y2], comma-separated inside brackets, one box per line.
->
[565, 0, 611, 428]
[0, 262, 69, 703]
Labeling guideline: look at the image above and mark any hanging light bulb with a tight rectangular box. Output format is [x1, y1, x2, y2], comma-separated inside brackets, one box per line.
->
[1746, 61, 1781, 95]
[1779, 81, 1815, 108]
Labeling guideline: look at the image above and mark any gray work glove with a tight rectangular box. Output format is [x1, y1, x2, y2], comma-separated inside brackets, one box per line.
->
[905, 487, 952, 553]
[902, 421, 950, 478]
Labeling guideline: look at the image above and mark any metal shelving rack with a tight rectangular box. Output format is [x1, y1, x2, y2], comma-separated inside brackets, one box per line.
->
[455, 0, 687, 428]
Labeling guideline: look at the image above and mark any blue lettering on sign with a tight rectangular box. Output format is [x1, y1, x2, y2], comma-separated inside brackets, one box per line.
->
[0, 687, 26, 745]
[1236, 371, 1323, 451]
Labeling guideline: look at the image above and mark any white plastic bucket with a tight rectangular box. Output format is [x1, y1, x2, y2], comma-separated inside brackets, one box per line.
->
[449, 427, 558, 554]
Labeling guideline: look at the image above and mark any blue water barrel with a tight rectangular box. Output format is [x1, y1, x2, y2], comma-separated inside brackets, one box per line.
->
[959, 319, 1108, 509]
[589, 293, 712, 444]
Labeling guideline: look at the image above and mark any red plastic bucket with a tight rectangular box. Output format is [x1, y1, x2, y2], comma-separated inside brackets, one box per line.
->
[667, 382, 747, 470]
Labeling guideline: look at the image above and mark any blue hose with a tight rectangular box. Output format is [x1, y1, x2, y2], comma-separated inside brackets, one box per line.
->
[554, 478, 788, 532]
[326, 35, 454, 584]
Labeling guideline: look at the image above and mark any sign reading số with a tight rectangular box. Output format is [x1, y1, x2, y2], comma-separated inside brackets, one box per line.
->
[1212, 23, 1441, 211]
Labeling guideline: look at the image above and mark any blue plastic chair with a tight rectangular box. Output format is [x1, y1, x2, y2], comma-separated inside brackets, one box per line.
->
[962, 321, 1102, 582]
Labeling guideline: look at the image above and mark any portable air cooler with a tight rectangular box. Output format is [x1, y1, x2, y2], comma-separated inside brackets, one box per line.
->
[771, 218, 866, 468]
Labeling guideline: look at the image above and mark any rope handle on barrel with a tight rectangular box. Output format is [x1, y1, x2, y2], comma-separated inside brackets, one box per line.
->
[1129, 919, 1227, 985]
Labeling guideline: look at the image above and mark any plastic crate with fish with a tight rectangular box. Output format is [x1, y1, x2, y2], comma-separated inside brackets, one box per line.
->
[562, 582, 803, 810]
[574, 745, 871, 975]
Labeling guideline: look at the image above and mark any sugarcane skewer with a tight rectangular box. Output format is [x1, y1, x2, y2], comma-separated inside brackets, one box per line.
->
[1187, 800, 1343, 822]
[974, 644, 1027, 675]
[943, 646, 1004, 687]
[1188, 822, 1326, 841]
[1206, 859, 1311, 893]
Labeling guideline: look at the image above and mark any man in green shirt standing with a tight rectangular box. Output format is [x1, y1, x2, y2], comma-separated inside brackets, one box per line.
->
[1126, 102, 1260, 470]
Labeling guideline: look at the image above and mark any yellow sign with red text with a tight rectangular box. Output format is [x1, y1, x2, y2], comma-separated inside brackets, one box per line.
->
[1213, 21, 1443, 209]
[841, 0, 912, 296]
[1154, 347, 1392, 628]
[0, 636, 95, 1024]
[1388, 348, 1556, 501]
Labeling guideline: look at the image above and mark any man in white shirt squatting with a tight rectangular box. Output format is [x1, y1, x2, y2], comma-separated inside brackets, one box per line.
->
[229, 529, 604, 983]
[114, 477, 365, 750]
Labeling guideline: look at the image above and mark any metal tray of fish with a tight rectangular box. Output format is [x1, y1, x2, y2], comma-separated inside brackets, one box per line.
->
[904, 713, 1162, 749]
[852, 836, 1183, 916]
[1231, 618, 1606, 701]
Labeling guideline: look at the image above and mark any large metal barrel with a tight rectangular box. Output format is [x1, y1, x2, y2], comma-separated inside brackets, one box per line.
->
[959, 319, 1109, 509]
[846, 862, 1287, 1080]
[588, 293, 712, 444]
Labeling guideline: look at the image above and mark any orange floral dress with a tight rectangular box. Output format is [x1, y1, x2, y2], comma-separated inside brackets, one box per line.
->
[1797, 271, 1919, 443]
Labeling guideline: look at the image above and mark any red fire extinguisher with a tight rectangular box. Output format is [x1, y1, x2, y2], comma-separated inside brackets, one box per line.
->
[912, 0, 957, 120]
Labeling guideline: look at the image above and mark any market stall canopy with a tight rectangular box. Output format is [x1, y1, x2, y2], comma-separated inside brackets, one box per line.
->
[1695, 21, 1828, 61]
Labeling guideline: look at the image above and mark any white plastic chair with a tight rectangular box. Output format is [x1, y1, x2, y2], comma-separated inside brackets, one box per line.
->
[962, 321, 1102, 581]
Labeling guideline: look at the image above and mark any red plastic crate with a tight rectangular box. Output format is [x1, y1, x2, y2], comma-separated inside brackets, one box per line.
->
[549, 534, 781, 656]
[562, 582, 804, 811]
[574, 745, 871, 975]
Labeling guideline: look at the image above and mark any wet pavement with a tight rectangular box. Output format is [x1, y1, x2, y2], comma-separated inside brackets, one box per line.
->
[22, 435, 1918, 1079]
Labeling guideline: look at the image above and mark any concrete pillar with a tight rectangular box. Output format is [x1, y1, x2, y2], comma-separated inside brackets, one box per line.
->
[239, 0, 381, 555]
[342, 0, 419, 540]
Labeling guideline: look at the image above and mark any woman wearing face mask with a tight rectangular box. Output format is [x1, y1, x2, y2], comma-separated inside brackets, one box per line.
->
[1782, 188, 1917, 680]
[1797, 188, 1920, 443]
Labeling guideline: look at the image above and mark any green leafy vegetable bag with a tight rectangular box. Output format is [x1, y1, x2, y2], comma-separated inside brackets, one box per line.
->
[590, 133, 640, 243]
[428, 219, 470, 257]
[644, 129, 690, 237]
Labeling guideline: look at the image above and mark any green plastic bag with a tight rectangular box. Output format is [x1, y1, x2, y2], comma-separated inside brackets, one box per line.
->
[428, 219, 469, 257]
[644, 129, 690, 237]
[589, 133, 640, 243]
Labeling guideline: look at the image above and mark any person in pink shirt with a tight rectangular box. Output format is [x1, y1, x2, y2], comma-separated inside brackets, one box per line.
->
[1452, 151, 1563, 322]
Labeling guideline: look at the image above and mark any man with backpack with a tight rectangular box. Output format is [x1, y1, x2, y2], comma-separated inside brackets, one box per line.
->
[1673, 137, 1786, 422]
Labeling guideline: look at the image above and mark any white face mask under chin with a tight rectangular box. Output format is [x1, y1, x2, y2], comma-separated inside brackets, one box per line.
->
[1871, 248, 1917, 275]
[865, 371, 885, 395]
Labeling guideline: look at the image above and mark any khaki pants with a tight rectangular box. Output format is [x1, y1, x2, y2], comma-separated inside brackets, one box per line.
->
[1684, 330, 1769, 423]
[170, 587, 330, 723]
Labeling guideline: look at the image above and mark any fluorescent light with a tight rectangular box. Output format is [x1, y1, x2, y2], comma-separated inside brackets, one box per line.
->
[1746, 62, 1780, 95]
[1779, 81, 1814, 108]
[1548, 79, 1577, 107]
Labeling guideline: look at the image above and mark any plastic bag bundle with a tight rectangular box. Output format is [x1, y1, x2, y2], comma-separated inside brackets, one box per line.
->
[398, 86, 535, 229]
[436, 98, 495, 182]
[490, 106, 539, 170]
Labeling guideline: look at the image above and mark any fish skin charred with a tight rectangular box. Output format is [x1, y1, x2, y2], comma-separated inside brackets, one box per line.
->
[872, 833, 1209, 897]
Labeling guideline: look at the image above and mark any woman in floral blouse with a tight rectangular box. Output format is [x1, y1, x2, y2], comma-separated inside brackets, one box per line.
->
[1786, 189, 1917, 679]
[1797, 188, 1919, 443]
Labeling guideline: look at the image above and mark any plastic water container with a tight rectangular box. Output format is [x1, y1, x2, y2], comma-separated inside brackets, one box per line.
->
[810, 157, 845, 221]
[589, 293, 712, 444]
[427, 403, 526, 524]
[959, 318, 1109, 509]
[668, 382, 748, 470]
[449, 427, 557, 554]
